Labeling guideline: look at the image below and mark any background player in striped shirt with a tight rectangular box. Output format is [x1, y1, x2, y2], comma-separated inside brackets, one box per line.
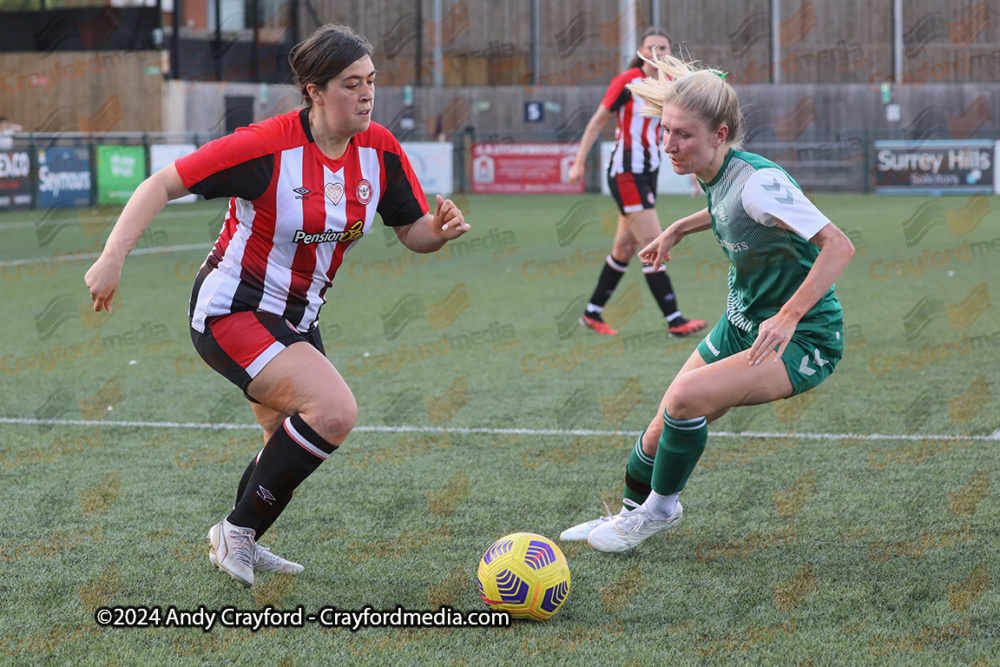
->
[561, 53, 855, 552]
[85, 25, 470, 587]
[567, 27, 706, 338]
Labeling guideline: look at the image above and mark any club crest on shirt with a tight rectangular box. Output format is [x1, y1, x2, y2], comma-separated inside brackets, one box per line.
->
[292, 219, 365, 245]
[356, 179, 373, 204]
[325, 182, 344, 205]
[711, 202, 729, 225]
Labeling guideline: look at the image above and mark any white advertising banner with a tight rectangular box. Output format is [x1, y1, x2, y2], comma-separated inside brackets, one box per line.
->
[401, 142, 453, 196]
[150, 144, 198, 204]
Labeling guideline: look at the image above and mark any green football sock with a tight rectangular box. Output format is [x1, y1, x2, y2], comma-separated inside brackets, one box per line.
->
[623, 430, 654, 507]
[651, 412, 708, 495]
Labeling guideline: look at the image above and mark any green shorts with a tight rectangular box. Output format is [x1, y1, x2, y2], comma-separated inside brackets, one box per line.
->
[696, 315, 844, 396]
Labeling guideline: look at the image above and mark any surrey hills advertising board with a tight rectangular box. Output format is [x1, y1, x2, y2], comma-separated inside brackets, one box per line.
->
[872, 140, 994, 195]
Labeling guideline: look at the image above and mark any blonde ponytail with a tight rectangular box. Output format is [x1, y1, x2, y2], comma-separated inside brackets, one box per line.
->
[627, 52, 744, 149]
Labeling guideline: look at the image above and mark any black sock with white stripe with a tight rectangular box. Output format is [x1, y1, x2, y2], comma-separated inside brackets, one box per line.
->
[235, 450, 262, 505]
[227, 415, 337, 535]
[232, 449, 289, 539]
[643, 266, 681, 320]
[586, 255, 629, 313]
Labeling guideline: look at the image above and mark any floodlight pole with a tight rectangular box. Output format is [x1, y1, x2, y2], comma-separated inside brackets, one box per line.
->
[530, 0, 539, 87]
[892, 0, 902, 84]
[620, 0, 636, 69]
[770, 0, 781, 83]
[171, 0, 181, 79]
[432, 0, 443, 87]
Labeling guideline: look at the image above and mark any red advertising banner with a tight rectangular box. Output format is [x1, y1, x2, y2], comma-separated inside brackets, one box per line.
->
[471, 143, 583, 194]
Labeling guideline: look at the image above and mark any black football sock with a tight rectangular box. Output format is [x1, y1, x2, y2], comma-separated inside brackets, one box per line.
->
[227, 415, 338, 535]
[643, 266, 682, 320]
[586, 255, 629, 313]
[232, 450, 289, 539]
[234, 452, 261, 506]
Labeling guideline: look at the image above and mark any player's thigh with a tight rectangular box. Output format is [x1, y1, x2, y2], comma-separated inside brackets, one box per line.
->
[665, 351, 794, 421]
[611, 212, 639, 258]
[246, 342, 358, 442]
[622, 208, 662, 247]
[613, 210, 661, 259]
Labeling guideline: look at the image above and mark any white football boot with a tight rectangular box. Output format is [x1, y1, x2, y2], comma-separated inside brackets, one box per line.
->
[252, 545, 304, 574]
[210, 522, 305, 575]
[559, 499, 642, 541]
[208, 519, 256, 587]
[587, 502, 683, 553]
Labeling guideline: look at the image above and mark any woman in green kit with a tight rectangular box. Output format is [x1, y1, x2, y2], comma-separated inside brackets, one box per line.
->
[560, 53, 855, 552]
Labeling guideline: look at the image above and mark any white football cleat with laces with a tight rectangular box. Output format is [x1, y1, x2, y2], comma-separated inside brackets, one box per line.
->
[209, 523, 305, 575]
[208, 519, 256, 587]
[587, 502, 684, 553]
[559, 499, 642, 541]
[253, 545, 304, 574]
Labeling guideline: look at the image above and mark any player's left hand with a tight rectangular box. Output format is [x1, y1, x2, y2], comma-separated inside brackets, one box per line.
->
[747, 311, 798, 365]
[431, 194, 470, 239]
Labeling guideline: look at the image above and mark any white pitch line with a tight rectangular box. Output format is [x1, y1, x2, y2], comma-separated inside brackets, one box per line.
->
[0, 417, 997, 440]
[0, 208, 221, 230]
[2, 243, 211, 267]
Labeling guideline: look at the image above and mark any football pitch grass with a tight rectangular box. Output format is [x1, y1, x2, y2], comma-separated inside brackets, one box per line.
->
[0, 193, 996, 665]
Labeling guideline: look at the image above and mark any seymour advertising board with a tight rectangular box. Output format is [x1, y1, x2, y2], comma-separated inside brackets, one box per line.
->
[872, 140, 994, 194]
[471, 143, 583, 194]
[37, 146, 93, 208]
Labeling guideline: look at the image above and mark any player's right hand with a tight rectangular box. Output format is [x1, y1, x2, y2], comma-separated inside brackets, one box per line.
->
[567, 161, 584, 185]
[84, 256, 122, 312]
[638, 230, 676, 267]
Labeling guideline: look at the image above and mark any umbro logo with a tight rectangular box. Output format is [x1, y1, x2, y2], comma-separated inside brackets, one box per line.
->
[293, 187, 311, 200]
[256, 485, 277, 505]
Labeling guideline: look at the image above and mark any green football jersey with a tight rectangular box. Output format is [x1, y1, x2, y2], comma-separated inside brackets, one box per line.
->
[701, 148, 843, 333]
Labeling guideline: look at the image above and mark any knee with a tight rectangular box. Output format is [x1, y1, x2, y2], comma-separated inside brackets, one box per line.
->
[614, 239, 637, 259]
[301, 397, 358, 442]
[664, 381, 703, 421]
[259, 417, 285, 444]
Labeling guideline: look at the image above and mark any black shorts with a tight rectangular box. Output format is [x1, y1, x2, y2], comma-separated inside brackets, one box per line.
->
[608, 169, 658, 215]
[190, 310, 326, 402]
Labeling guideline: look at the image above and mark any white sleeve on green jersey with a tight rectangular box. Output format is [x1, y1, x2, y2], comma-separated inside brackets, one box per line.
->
[741, 168, 830, 241]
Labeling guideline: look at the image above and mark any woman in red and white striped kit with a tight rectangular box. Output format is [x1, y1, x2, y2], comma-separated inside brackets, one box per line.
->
[568, 27, 706, 337]
[85, 24, 470, 589]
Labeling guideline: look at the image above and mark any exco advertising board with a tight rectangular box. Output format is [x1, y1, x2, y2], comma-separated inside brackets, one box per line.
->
[0, 149, 32, 210]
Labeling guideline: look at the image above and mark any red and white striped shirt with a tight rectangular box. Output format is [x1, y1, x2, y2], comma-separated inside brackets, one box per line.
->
[176, 109, 428, 334]
[601, 67, 663, 176]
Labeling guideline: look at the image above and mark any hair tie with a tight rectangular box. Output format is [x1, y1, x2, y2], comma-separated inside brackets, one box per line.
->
[709, 69, 728, 79]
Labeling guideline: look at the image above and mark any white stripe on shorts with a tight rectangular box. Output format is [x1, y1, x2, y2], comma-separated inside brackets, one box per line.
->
[246, 341, 285, 378]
